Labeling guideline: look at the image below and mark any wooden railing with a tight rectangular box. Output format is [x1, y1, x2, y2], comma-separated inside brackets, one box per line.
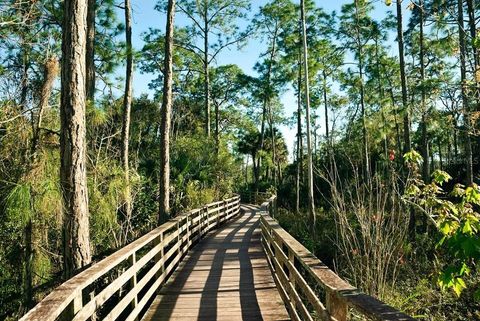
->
[240, 191, 272, 205]
[259, 196, 414, 321]
[20, 195, 240, 321]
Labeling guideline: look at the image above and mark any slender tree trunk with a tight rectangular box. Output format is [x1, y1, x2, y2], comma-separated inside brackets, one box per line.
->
[439, 141, 443, 170]
[454, 121, 459, 158]
[419, 0, 430, 182]
[257, 24, 279, 181]
[215, 102, 219, 152]
[203, 7, 211, 137]
[269, 107, 278, 187]
[20, 50, 29, 110]
[159, 0, 176, 224]
[86, 0, 95, 103]
[23, 57, 59, 309]
[396, 0, 411, 155]
[466, 0, 479, 105]
[385, 73, 403, 160]
[252, 152, 259, 186]
[121, 0, 133, 238]
[61, 0, 91, 278]
[26, 67, 57, 298]
[322, 70, 329, 142]
[300, 0, 315, 229]
[32, 58, 59, 154]
[296, 52, 302, 215]
[354, 0, 370, 180]
[458, 0, 474, 185]
[374, 37, 388, 160]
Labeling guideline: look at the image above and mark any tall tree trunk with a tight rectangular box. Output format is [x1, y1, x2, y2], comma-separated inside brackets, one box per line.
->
[203, 7, 210, 137]
[419, 0, 430, 182]
[121, 0, 133, 238]
[454, 121, 459, 159]
[268, 107, 278, 187]
[466, 0, 479, 106]
[322, 70, 329, 142]
[439, 140, 443, 170]
[60, 0, 91, 278]
[374, 36, 388, 160]
[388, 85, 403, 160]
[296, 52, 302, 215]
[159, 0, 176, 224]
[23, 58, 59, 308]
[257, 24, 279, 181]
[300, 0, 315, 229]
[354, 0, 370, 180]
[458, 0, 474, 185]
[86, 0, 95, 103]
[396, 0, 411, 155]
[215, 102, 219, 152]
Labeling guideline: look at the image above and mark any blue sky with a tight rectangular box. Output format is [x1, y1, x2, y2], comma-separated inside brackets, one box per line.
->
[127, 0, 406, 158]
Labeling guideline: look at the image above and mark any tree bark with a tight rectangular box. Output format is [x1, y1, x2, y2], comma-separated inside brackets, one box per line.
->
[300, 0, 315, 229]
[257, 23, 279, 182]
[23, 57, 59, 309]
[322, 70, 329, 142]
[419, 0, 430, 182]
[215, 102, 219, 152]
[203, 5, 211, 137]
[121, 0, 133, 238]
[396, 0, 411, 155]
[458, 0, 474, 185]
[466, 0, 479, 105]
[296, 53, 302, 215]
[86, 0, 95, 103]
[159, 0, 176, 224]
[60, 0, 92, 278]
[354, 0, 370, 180]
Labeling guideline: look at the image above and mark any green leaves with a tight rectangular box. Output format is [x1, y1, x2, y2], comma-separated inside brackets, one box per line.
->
[5, 182, 33, 228]
[438, 268, 467, 297]
[465, 185, 480, 205]
[404, 150, 423, 165]
[405, 162, 480, 298]
[432, 170, 452, 185]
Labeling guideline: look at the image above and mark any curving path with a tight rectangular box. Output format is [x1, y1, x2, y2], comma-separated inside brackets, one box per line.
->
[142, 205, 290, 321]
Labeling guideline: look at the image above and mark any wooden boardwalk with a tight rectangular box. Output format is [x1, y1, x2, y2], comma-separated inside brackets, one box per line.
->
[142, 205, 290, 321]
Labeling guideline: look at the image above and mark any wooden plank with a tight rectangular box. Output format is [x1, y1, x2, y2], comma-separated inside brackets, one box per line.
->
[142, 207, 290, 321]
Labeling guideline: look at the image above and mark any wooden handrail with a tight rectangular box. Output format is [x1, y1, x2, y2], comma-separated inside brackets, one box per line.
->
[259, 195, 414, 321]
[239, 191, 272, 205]
[20, 195, 241, 321]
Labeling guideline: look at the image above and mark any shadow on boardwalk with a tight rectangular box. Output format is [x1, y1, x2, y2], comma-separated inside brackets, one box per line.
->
[142, 205, 290, 321]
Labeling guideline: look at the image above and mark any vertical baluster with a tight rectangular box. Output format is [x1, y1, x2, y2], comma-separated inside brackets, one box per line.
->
[186, 214, 191, 249]
[129, 253, 138, 319]
[177, 220, 181, 256]
[287, 248, 296, 312]
[154, 233, 165, 283]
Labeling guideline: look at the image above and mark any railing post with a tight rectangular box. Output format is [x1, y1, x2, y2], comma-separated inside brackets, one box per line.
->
[187, 214, 191, 248]
[62, 292, 82, 320]
[287, 248, 296, 312]
[326, 290, 348, 321]
[177, 220, 181, 256]
[129, 253, 138, 319]
[274, 197, 277, 218]
[155, 233, 164, 282]
[202, 206, 207, 237]
[206, 205, 210, 234]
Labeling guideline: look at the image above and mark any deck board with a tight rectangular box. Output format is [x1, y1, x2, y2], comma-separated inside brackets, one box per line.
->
[142, 205, 290, 321]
